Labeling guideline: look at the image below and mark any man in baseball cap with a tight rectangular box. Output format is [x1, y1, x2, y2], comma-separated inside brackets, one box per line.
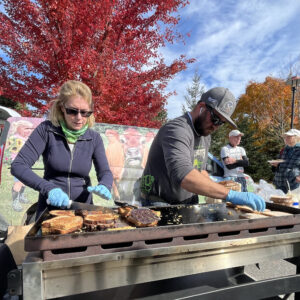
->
[229, 129, 244, 137]
[200, 87, 237, 128]
[140, 86, 265, 212]
[221, 129, 249, 192]
[283, 129, 300, 137]
[272, 128, 300, 193]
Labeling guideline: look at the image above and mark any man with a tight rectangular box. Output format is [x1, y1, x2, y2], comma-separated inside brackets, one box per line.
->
[272, 129, 300, 193]
[220, 130, 249, 192]
[140, 87, 265, 211]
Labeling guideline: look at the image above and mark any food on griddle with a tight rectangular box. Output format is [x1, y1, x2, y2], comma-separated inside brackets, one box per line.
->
[118, 206, 133, 218]
[49, 210, 75, 217]
[41, 216, 83, 235]
[239, 213, 268, 219]
[152, 210, 161, 218]
[108, 226, 135, 231]
[270, 195, 293, 206]
[218, 180, 241, 192]
[126, 208, 161, 227]
[83, 213, 117, 231]
[260, 210, 291, 217]
[75, 209, 108, 217]
[84, 214, 116, 224]
[226, 202, 255, 213]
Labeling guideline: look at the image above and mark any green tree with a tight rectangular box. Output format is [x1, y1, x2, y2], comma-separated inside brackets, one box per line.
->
[210, 119, 280, 183]
[235, 119, 278, 182]
[182, 71, 205, 113]
[210, 124, 231, 160]
[0, 96, 17, 109]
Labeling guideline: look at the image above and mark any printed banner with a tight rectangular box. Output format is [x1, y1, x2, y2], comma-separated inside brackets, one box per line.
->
[0, 117, 157, 226]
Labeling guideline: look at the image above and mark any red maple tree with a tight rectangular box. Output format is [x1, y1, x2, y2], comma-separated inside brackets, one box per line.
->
[0, 0, 194, 127]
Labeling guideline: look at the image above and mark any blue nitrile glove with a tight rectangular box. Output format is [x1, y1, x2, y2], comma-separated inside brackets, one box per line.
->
[226, 190, 266, 211]
[48, 188, 70, 208]
[87, 185, 112, 200]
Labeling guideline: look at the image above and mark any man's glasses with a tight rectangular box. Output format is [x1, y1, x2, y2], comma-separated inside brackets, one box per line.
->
[206, 106, 225, 126]
[64, 106, 93, 118]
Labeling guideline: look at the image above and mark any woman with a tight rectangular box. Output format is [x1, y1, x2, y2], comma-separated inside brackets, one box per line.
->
[272, 129, 300, 193]
[11, 80, 113, 219]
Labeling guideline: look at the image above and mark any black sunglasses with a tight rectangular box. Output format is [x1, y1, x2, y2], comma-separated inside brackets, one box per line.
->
[206, 106, 225, 126]
[64, 106, 93, 118]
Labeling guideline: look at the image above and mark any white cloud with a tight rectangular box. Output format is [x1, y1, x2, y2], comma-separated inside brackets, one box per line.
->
[165, 0, 300, 119]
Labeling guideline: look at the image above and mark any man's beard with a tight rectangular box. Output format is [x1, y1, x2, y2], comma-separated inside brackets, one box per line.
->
[194, 111, 210, 136]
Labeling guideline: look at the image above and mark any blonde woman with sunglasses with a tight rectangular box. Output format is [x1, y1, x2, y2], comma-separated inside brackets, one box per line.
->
[11, 80, 113, 219]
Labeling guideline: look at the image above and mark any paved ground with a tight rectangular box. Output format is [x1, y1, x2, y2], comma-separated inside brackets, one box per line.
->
[245, 260, 296, 299]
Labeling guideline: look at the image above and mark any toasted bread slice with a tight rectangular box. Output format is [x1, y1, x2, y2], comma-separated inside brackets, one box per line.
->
[260, 210, 291, 217]
[83, 214, 117, 224]
[118, 206, 133, 217]
[41, 216, 83, 235]
[219, 180, 241, 192]
[239, 213, 269, 219]
[49, 210, 75, 217]
[84, 221, 116, 231]
[226, 203, 255, 213]
[75, 209, 106, 217]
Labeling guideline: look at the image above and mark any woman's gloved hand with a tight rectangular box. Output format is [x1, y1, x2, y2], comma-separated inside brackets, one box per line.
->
[48, 188, 70, 208]
[226, 190, 266, 211]
[87, 185, 112, 200]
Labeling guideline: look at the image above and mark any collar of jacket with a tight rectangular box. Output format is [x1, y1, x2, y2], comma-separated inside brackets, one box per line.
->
[48, 122, 93, 141]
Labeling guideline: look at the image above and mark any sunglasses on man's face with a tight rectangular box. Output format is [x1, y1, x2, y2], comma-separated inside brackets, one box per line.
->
[64, 106, 93, 118]
[206, 106, 225, 126]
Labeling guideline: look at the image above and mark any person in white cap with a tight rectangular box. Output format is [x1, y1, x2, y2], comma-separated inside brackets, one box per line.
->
[140, 87, 265, 211]
[220, 130, 249, 192]
[272, 129, 300, 193]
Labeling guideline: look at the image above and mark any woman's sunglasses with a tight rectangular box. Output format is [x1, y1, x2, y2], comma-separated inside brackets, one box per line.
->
[64, 106, 93, 118]
[206, 106, 225, 126]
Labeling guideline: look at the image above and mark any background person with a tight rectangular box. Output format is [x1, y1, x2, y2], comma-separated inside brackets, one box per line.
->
[140, 87, 265, 211]
[220, 130, 249, 192]
[11, 80, 113, 219]
[272, 129, 300, 193]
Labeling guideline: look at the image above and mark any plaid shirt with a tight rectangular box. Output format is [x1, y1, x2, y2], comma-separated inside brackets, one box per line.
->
[273, 144, 300, 193]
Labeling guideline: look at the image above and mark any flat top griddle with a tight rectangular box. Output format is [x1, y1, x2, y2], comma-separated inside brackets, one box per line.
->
[24, 202, 300, 261]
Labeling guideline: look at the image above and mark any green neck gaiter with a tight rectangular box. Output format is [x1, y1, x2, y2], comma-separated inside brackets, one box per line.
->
[60, 120, 88, 144]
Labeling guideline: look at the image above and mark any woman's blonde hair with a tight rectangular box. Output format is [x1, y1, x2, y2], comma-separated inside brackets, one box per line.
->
[49, 80, 95, 127]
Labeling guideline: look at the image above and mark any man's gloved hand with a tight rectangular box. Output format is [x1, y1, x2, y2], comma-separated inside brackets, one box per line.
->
[87, 185, 112, 200]
[48, 188, 70, 208]
[226, 190, 266, 211]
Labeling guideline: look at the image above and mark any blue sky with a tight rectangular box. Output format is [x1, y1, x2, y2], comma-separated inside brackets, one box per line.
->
[163, 0, 300, 119]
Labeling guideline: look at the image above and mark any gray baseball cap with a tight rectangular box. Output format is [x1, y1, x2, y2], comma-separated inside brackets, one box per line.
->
[200, 87, 237, 128]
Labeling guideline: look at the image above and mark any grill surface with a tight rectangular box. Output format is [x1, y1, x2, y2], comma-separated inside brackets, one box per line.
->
[25, 202, 300, 261]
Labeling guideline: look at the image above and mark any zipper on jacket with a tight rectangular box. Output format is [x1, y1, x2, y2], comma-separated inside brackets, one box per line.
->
[68, 143, 76, 199]
[52, 129, 91, 199]
[52, 130, 74, 198]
